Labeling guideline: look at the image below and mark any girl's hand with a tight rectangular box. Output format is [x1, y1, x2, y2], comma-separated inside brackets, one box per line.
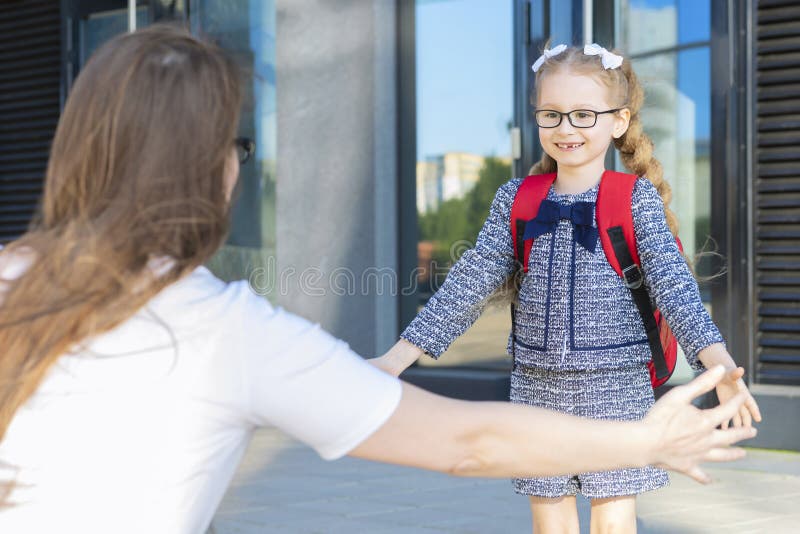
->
[369, 339, 424, 377]
[369, 354, 405, 377]
[696, 344, 762, 429]
[715, 366, 762, 429]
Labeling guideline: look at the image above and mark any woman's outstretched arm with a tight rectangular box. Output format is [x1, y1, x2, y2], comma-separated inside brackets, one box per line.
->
[350, 365, 755, 484]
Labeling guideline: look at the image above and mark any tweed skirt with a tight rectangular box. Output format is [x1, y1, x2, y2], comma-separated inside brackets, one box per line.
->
[510, 363, 669, 499]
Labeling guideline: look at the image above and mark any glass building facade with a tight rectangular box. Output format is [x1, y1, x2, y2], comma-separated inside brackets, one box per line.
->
[0, 0, 797, 448]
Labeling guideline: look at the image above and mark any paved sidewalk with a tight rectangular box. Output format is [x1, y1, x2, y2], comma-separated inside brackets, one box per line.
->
[211, 428, 800, 533]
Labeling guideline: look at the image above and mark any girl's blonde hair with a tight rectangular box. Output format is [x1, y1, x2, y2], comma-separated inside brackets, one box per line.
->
[486, 44, 686, 307]
[529, 45, 679, 238]
[0, 25, 242, 448]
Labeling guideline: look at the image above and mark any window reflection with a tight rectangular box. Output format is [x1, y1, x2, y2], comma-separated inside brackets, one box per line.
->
[191, 0, 277, 298]
[415, 0, 514, 368]
[81, 7, 148, 67]
[619, 0, 710, 54]
[633, 49, 711, 266]
[617, 0, 712, 383]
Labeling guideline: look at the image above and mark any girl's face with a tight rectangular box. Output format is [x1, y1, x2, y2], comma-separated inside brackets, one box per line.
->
[536, 69, 630, 176]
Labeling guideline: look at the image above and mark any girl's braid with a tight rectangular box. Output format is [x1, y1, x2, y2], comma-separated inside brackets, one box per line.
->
[614, 61, 679, 238]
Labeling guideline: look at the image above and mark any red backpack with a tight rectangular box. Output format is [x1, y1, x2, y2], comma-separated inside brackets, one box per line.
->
[509, 170, 679, 389]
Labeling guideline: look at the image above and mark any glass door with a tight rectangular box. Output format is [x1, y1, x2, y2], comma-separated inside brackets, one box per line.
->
[190, 1, 278, 298]
[80, 5, 148, 67]
[407, 0, 574, 371]
[614, 0, 714, 385]
[63, 1, 149, 93]
[413, 0, 517, 370]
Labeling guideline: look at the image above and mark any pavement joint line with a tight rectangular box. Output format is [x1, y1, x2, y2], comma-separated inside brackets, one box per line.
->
[640, 501, 788, 516]
[716, 514, 790, 529]
[637, 500, 763, 519]
[705, 466, 800, 477]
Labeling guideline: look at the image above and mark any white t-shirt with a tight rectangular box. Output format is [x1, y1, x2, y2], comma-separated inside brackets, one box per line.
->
[0, 261, 402, 533]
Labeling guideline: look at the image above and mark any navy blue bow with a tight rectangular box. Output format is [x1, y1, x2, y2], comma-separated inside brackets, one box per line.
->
[523, 199, 598, 252]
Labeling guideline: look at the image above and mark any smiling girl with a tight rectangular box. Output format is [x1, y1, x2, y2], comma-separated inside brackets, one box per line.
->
[374, 43, 761, 533]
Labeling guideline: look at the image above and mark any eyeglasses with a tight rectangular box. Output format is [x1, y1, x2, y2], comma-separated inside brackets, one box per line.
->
[534, 108, 622, 128]
[234, 137, 255, 164]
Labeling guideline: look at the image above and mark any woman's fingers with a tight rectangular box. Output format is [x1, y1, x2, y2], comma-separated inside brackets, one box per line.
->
[745, 394, 763, 423]
[712, 426, 757, 449]
[741, 406, 752, 427]
[726, 366, 745, 382]
[733, 412, 743, 428]
[647, 369, 759, 482]
[684, 465, 711, 484]
[705, 391, 748, 428]
[702, 445, 747, 463]
[673, 365, 726, 403]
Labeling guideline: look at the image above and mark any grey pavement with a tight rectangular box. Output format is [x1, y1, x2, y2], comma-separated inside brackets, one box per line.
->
[210, 427, 800, 533]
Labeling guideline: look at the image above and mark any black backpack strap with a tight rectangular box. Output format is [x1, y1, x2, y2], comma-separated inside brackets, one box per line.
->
[607, 226, 670, 380]
[510, 218, 527, 370]
[510, 303, 518, 370]
[514, 218, 527, 270]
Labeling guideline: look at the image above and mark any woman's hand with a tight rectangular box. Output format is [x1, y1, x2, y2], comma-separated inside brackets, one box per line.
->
[643, 365, 758, 484]
[715, 366, 762, 429]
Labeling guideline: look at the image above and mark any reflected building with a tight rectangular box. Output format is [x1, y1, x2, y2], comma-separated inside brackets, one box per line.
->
[416, 152, 485, 214]
[623, 1, 702, 257]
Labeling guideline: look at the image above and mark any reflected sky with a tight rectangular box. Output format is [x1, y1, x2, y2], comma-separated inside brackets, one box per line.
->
[416, 0, 711, 161]
[416, 0, 513, 160]
[629, 0, 710, 44]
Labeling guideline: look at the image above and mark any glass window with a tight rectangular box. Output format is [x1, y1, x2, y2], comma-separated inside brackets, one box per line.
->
[619, 0, 710, 55]
[80, 7, 149, 67]
[633, 48, 711, 271]
[415, 0, 514, 369]
[190, 1, 278, 300]
[677, 0, 710, 44]
[549, 0, 575, 45]
[617, 0, 713, 383]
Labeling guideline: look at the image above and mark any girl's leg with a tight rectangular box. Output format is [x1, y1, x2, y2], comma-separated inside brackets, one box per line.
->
[589, 495, 637, 534]
[529, 495, 579, 534]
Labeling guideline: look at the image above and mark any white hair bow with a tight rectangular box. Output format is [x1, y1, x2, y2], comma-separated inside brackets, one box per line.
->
[531, 44, 568, 72]
[583, 43, 623, 69]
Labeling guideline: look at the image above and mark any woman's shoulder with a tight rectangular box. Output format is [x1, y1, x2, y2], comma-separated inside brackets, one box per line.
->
[149, 266, 276, 327]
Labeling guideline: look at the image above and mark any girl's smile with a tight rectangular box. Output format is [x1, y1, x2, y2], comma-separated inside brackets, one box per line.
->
[554, 141, 585, 151]
[536, 70, 630, 186]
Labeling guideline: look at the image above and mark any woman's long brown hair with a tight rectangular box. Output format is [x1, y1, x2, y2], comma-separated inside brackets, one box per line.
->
[0, 25, 242, 443]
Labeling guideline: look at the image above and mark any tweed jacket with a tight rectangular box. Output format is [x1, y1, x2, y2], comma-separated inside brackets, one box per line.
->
[401, 177, 723, 371]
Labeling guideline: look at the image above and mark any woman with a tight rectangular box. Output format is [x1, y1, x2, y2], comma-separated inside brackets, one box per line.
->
[0, 25, 754, 534]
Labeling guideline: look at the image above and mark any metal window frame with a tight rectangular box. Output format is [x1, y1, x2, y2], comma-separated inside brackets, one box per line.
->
[397, 0, 418, 335]
[708, 0, 754, 381]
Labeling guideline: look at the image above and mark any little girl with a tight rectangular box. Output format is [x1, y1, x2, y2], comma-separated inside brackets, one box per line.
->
[375, 44, 762, 532]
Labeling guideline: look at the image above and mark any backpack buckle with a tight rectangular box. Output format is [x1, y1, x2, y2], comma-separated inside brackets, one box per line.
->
[622, 264, 643, 289]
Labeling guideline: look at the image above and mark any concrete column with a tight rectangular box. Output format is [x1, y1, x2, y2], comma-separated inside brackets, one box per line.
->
[276, 0, 398, 357]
